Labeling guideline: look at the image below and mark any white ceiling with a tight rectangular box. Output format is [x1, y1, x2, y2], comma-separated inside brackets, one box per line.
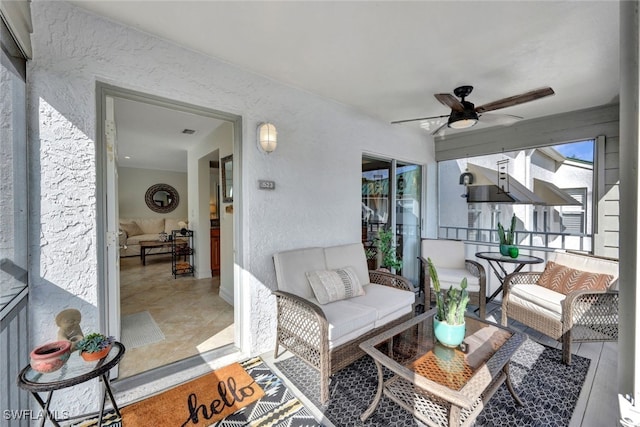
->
[114, 98, 225, 172]
[74, 1, 620, 166]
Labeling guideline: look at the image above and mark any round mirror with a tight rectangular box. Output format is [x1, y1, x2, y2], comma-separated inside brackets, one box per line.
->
[145, 184, 179, 213]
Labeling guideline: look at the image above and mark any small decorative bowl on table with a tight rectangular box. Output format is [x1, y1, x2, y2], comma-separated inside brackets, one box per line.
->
[30, 340, 72, 373]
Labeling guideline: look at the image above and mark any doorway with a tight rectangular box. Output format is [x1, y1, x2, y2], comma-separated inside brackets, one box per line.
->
[96, 83, 243, 381]
[361, 156, 422, 286]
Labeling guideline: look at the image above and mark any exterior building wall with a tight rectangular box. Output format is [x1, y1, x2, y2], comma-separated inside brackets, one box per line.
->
[600, 136, 620, 258]
[439, 147, 594, 250]
[26, 1, 430, 415]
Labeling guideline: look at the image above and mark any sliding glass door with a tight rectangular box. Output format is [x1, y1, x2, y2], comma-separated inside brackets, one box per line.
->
[396, 161, 421, 286]
[362, 156, 421, 286]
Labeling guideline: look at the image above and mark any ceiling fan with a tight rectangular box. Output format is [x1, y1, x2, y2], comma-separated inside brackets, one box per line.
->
[392, 85, 555, 135]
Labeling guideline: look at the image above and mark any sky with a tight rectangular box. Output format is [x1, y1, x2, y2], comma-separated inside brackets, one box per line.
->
[553, 140, 594, 162]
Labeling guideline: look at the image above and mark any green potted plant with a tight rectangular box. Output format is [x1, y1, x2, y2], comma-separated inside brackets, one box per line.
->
[364, 246, 378, 270]
[427, 257, 469, 348]
[376, 227, 403, 272]
[75, 332, 115, 361]
[497, 213, 519, 258]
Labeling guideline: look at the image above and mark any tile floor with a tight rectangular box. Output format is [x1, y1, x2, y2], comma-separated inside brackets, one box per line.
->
[118, 253, 234, 378]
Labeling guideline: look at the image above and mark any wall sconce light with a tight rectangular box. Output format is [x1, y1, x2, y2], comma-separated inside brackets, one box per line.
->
[258, 122, 277, 153]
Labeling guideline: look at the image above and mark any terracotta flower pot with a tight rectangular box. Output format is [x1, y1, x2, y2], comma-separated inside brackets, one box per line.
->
[80, 345, 112, 362]
[30, 341, 72, 373]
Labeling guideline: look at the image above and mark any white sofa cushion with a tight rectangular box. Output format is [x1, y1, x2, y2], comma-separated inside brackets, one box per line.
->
[323, 243, 370, 286]
[134, 218, 165, 234]
[421, 239, 466, 269]
[306, 267, 365, 304]
[273, 247, 325, 299]
[120, 221, 144, 237]
[309, 298, 377, 348]
[509, 284, 564, 321]
[432, 267, 481, 292]
[349, 283, 414, 327]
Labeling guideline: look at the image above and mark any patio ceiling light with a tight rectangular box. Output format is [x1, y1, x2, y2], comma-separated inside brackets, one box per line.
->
[258, 122, 277, 153]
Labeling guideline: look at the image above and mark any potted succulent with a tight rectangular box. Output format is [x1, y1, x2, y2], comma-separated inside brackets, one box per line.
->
[75, 333, 115, 361]
[498, 213, 519, 258]
[376, 227, 403, 272]
[427, 257, 469, 348]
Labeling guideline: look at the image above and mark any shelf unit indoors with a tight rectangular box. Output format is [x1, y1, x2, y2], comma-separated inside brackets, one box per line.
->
[172, 229, 194, 278]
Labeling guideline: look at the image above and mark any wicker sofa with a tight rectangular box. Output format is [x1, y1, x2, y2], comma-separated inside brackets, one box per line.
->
[501, 250, 619, 365]
[273, 242, 415, 403]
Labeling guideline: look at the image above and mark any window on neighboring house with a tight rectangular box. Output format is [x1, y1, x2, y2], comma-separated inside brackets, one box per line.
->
[467, 205, 480, 241]
[561, 188, 588, 234]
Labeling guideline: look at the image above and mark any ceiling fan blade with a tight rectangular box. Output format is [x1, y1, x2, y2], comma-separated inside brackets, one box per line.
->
[479, 113, 523, 126]
[475, 87, 555, 113]
[434, 93, 464, 112]
[431, 121, 449, 136]
[391, 114, 449, 125]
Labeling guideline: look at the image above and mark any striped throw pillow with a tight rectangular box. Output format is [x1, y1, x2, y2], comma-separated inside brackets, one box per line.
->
[306, 267, 365, 304]
[536, 261, 614, 295]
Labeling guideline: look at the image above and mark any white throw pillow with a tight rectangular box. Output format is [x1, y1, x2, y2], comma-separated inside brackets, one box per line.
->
[120, 221, 144, 237]
[305, 266, 365, 305]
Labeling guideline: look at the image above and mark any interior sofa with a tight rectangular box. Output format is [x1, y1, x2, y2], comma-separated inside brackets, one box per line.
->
[273, 242, 415, 403]
[118, 217, 187, 257]
[502, 250, 619, 364]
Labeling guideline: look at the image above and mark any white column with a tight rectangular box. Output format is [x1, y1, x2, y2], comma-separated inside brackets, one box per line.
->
[619, 0, 640, 401]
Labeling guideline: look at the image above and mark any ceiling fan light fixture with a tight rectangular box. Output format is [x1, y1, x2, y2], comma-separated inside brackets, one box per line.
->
[448, 109, 479, 129]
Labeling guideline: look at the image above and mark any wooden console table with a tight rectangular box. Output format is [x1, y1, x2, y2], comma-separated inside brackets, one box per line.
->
[139, 240, 185, 265]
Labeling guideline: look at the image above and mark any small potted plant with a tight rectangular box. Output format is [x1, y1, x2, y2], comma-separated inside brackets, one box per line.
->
[364, 246, 378, 270]
[376, 227, 403, 272]
[75, 332, 115, 361]
[497, 213, 519, 258]
[427, 257, 469, 348]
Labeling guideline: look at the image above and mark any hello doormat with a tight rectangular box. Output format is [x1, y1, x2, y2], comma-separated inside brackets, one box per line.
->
[121, 361, 265, 426]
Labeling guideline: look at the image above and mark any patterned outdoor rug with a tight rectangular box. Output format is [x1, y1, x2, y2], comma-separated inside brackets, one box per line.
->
[275, 338, 591, 427]
[72, 357, 319, 427]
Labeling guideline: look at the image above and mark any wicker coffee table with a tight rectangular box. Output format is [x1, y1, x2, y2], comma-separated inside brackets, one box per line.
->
[359, 309, 526, 426]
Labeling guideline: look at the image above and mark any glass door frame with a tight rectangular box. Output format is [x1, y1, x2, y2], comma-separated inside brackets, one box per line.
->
[362, 155, 423, 286]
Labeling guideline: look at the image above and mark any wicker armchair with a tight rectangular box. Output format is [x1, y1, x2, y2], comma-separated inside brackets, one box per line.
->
[417, 239, 487, 319]
[273, 243, 415, 404]
[501, 251, 619, 365]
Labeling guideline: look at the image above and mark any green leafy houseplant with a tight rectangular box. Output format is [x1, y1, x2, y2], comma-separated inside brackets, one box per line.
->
[497, 213, 517, 246]
[427, 257, 469, 325]
[75, 332, 114, 354]
[377, 228, 403, 271]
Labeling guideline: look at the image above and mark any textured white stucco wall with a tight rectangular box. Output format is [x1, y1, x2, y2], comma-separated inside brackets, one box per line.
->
[27, 0, 432, 414]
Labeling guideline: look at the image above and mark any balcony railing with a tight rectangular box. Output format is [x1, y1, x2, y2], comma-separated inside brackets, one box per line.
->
[438, 226, 592, 252]
[1, 287, 30, 427]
